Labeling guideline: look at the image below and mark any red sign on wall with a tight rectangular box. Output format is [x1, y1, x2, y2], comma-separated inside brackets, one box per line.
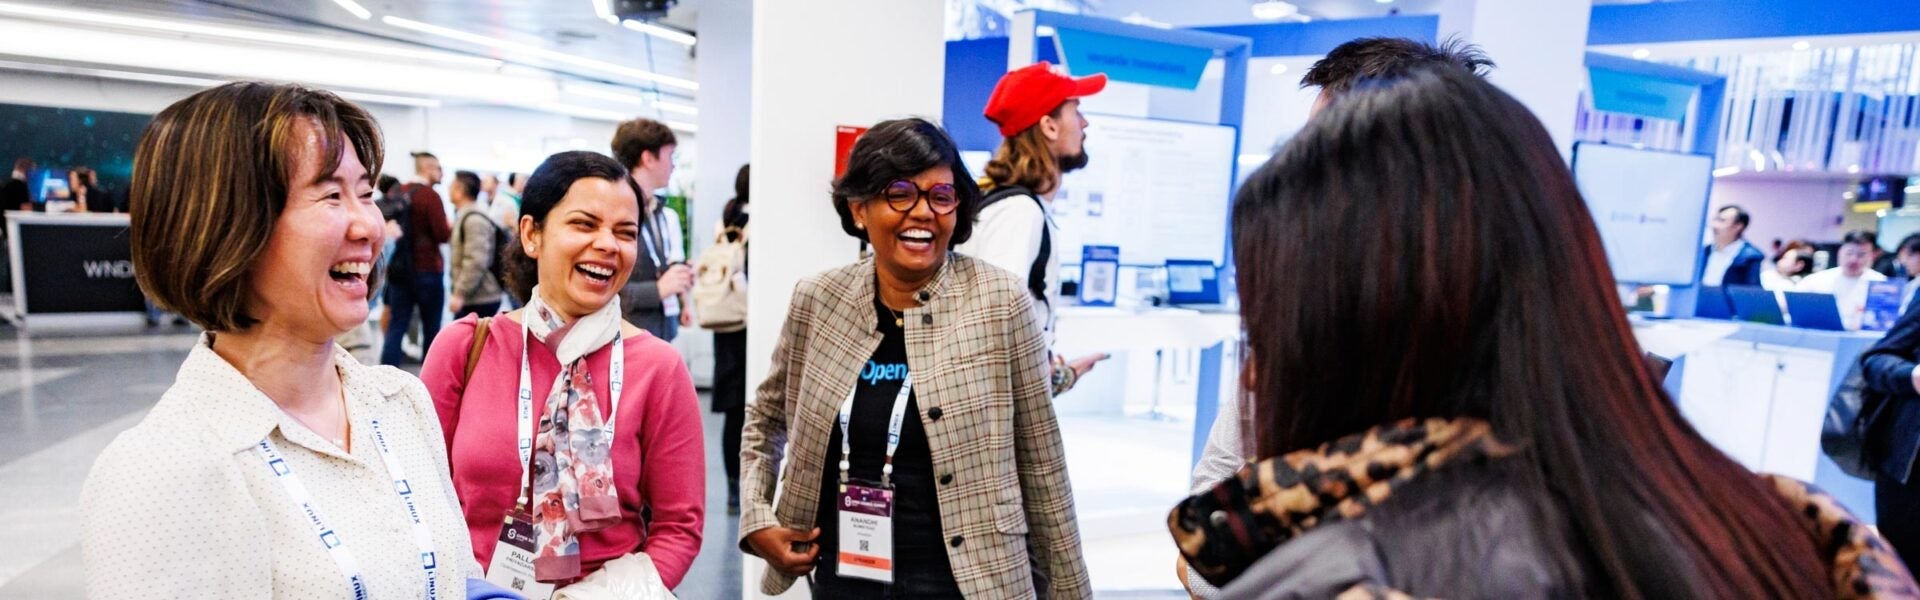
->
[834, 125, 868, 180]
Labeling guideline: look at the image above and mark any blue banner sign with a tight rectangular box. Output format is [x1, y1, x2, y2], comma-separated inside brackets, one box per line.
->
[1589, 67, 1698, 121]
[1054, 26, 1213, 90]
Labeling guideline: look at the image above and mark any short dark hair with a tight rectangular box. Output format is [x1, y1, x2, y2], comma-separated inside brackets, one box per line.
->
[451, 170, 481, 201]
[12, 157, 32, 172]
[1719, 205, 1750, 229]
[1843, 229, 1878, 248]
[131, 81, 382, 332]
[830, 118, 981, 246]
[507, 172, 523, 187]
[501, 151, 629, 303]
[377, 174, 400, 196]
[1301, 37, 1493, 97]
[1898, 233, 1920, 255]
[611, 118, 677, 170]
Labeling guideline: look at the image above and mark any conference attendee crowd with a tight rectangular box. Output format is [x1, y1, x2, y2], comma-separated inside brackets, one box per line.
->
[75, 36, 1920, 600]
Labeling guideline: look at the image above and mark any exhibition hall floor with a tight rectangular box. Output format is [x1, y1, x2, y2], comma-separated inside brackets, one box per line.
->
[0, 325, 1191, 599]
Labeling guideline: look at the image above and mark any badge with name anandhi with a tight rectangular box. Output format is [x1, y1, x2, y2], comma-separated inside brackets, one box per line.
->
[836, 483, 895, 583]
[486, 511, 558, 600]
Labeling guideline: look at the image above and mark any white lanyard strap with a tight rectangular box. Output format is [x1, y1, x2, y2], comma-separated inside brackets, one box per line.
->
[255, 421, 440, 600]
[837, 373, 913, 489]
[369, 419, 443, 600]
[517, 324, 624, 509]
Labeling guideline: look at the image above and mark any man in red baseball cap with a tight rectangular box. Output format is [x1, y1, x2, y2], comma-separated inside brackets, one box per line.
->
[956, 61, 1109, 396]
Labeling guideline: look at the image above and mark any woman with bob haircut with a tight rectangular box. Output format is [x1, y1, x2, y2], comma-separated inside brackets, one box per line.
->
[81, 82, 489, 599]
[739, 117, 1090, 598]
[1169, 66, 1919, 598]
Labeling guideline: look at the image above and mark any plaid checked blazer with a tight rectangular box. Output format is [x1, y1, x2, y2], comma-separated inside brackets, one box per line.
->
[738, 254, 1091, 599]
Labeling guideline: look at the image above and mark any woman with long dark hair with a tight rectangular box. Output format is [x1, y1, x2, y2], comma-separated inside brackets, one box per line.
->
[1169, 66, 1916, 598]
[712, 163, 749, 514]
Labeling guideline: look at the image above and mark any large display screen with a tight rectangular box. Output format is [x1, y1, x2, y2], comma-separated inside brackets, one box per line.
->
[1572, 143, 1715, 285]
[1053, 114, 1237, 266]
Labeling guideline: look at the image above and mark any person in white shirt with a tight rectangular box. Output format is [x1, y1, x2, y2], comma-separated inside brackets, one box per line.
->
[83, 81, 486, 599]
[1700, 205, 1765, 287]
[1798, 230, 1888, 330]
[955, 61, 1112, 395]
[1761, 241, 1815, 291]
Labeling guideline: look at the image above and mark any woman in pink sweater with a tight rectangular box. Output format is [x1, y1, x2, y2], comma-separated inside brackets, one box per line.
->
[421, 150, 704, 596]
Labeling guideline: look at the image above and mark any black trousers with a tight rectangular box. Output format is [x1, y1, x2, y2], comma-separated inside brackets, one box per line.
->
[1879, 472, 1920, 568]
[713, 329, 748, 488]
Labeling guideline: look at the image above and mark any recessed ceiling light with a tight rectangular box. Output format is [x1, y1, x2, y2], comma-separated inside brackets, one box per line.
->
[1376, 0, 1394, 4]
[382, 16, 697, 91]
[1631, 48, 1650, 59]
[1269, 63, 1289, 75]
[1792, 40, 1811, 50]
[1035, 25, 1057, 37]
[1250, 1, 1298, 20]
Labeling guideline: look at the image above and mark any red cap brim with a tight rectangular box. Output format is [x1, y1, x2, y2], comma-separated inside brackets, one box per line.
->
[1069, 73, 1108, 98]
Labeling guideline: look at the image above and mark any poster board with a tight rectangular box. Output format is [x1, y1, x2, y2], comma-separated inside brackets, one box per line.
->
[1053, 114, 1237, 266]
[1571, 143, 1715, 286]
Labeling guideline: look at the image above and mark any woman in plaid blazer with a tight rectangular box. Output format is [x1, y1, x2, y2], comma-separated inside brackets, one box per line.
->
[738, 118, 1091, 599]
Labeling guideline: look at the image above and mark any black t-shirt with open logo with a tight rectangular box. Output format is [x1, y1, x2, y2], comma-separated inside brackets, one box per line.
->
[810, 294, 961, 598]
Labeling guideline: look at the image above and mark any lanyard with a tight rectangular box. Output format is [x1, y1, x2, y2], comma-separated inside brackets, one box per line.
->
[516, 324, 624, 509]
[254, 419, 440, 600]
[837, 372, 913, 489]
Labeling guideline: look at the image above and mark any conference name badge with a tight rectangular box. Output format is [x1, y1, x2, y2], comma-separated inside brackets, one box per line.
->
[486, 510, 557, 600]
[836, 482, 895, 583]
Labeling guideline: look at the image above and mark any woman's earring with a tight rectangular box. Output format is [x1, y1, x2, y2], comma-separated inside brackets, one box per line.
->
[856, 223, 866, 230]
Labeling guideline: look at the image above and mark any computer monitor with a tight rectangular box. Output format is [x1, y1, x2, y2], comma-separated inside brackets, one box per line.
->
[1695, 286, 1734, 319]
[1782, 292, 1847, 331]
[1727, 285, 1785, 325]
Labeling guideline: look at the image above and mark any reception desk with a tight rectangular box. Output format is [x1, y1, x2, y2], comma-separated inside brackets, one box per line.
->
[6, 211, 145, 326]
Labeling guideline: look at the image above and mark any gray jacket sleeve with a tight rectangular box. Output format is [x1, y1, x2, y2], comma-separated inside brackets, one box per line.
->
[451, 213, 496, 302]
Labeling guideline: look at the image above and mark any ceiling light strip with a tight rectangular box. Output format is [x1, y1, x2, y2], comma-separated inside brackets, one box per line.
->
[652, 100, 697, 116]
[621, 19, 696, 47]
[382, 16, 699, 92]
[330, 0, 372, 20]
[0, 59, 443, 107]
[0, 1, 500, 68]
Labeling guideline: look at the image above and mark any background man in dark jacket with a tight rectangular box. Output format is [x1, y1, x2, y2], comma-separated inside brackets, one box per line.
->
[1699, 205, 1765, 287]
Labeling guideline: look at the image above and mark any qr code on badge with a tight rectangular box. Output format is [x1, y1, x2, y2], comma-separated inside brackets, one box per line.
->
[513, 578, 527, 590]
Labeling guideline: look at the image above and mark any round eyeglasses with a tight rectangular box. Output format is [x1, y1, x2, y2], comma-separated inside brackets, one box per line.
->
[879, 179, 959, 215]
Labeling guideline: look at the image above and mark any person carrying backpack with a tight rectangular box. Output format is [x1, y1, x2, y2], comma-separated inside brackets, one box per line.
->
[698, 164, 751, 514]
[448, 170, 504, 319]
[380, 152, 454, 366]
[954, 62, 1111, 396]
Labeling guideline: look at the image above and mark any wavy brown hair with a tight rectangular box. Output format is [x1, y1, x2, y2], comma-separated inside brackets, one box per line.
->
[983, 105, 1066, 196]
[130, 82, 382, 332]
[1234, 66, 1828, 597]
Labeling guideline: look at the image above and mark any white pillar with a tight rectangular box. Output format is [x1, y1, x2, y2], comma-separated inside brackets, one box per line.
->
[692, 0, 753, 253]
[743, 0, 946, 597]
[1439, 0, 1593, 160]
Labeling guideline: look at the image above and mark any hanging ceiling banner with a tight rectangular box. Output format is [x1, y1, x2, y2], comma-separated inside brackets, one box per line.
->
[1588, 66, 1697, 122]
[1053, 26, 1213, 90]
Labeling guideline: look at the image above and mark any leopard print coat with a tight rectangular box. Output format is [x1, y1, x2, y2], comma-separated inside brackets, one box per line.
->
[1168, 417, 1919, 599]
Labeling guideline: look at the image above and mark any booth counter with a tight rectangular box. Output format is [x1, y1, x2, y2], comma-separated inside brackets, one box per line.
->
[6, 211, 145, 327]
[1639, 317, 1882, 522]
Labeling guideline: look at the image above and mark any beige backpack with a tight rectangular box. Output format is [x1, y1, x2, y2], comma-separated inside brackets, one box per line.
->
[693, 227, 747, 332]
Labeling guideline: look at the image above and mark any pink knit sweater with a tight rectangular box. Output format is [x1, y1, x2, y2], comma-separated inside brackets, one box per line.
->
[422, 314, 705, 588]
